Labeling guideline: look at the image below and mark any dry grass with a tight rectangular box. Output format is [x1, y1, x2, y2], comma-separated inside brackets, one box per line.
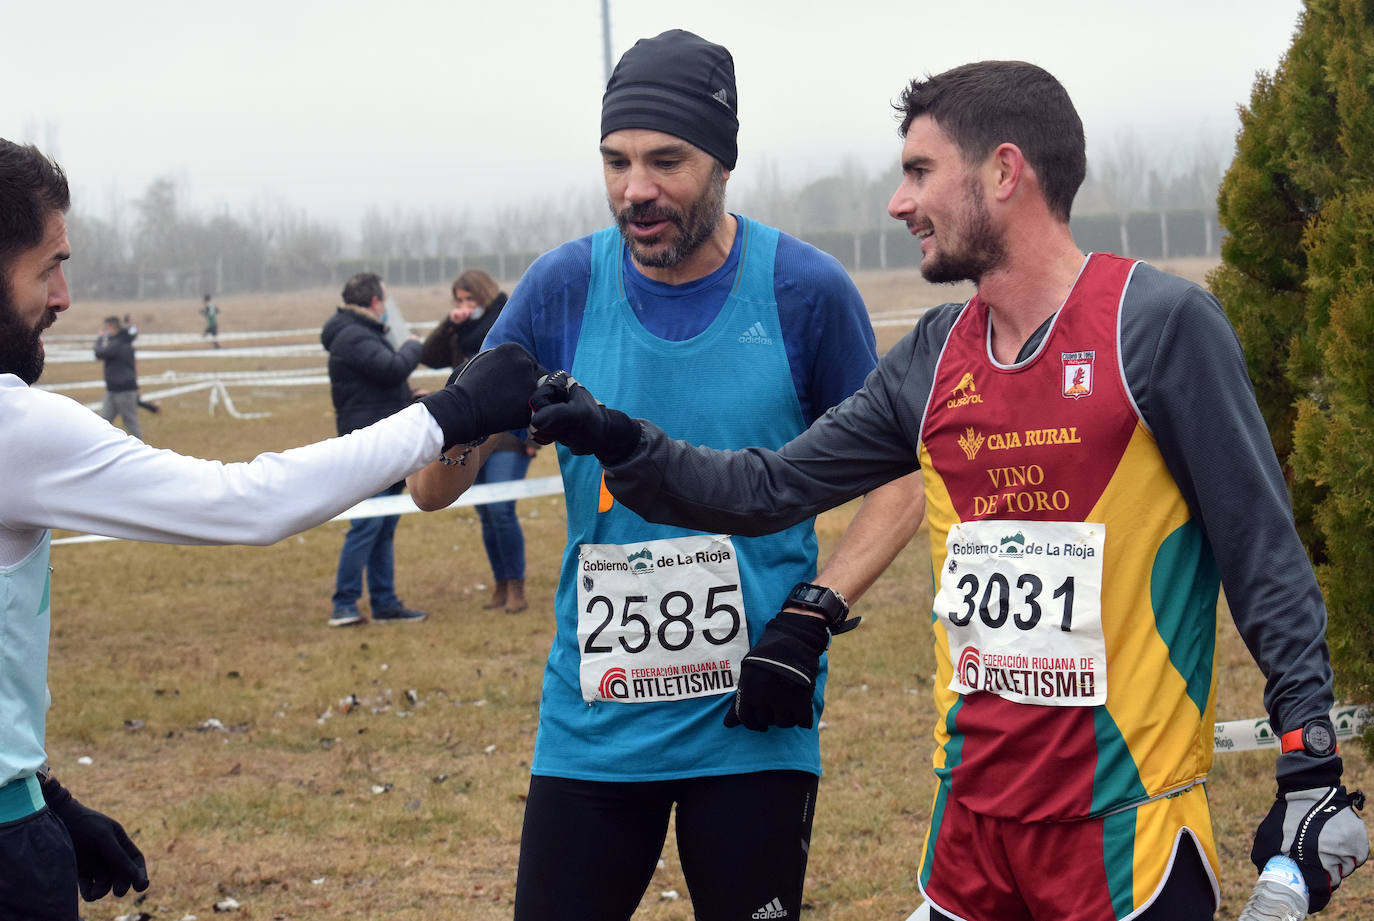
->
[41, 267, 1373, 920]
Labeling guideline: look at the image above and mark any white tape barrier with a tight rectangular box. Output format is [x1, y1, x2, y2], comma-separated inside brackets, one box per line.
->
[41, 366, 337, 394]
[870, 305, 934, 329]
[45, 327, 326, 345]
[44, 320, 438, 347]
[1214, 704, 1369, 753]
[50, 308, 932, 360]
[49, 475, 566, 546]
[46, 366, 450, 400]
[47, 343, 329, 363]
[47, 326, 447, 364]
[45, 345, 329, 362]
[52, 366, 453, 419]
[206, 380, 271, 419]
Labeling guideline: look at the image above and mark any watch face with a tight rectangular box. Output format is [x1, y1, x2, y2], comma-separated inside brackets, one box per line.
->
[798, 586, 824, 604]
[1304, 722, 1336, 757]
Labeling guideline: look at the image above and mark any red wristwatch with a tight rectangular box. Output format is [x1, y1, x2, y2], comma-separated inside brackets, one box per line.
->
[1280, 718, 1338, 757]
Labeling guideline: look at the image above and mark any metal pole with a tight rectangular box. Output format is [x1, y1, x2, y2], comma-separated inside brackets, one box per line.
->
[601, 0, 613, 85]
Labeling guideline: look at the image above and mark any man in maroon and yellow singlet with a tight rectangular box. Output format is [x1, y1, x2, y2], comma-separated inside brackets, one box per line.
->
[528, 61, 1369, 921]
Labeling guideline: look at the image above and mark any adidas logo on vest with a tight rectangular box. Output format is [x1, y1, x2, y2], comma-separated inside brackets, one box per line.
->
[752, 897, 788, 919]
[739, 322, 774, 345]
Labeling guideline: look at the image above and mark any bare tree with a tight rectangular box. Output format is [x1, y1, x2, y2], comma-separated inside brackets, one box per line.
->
[1087, 132, 1149, 255]
[132, 175, 196, 297]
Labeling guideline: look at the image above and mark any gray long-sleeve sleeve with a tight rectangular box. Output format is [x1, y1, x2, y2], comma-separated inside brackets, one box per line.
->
[1120, 267, 1333, 740]
[603, 307, 959, 534]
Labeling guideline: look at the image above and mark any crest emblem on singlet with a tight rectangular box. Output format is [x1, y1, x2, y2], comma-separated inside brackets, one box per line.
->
[1061, 350, 1095, 400]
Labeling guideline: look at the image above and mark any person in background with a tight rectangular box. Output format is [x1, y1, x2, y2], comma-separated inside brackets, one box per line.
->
[200, 293, 219, 348]
[422, 268, 538, 613]
[420, 268, 507, 371]
[322, 272, 430, 627]
[114, 314, 162, 415]
[93, 314, 144, 439]
[0, 137, 543, 921]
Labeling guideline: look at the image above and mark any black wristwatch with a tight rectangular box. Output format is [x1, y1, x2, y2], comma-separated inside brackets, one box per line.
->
[1281, 717, 1338, 758]
[786, 582, 860, 634]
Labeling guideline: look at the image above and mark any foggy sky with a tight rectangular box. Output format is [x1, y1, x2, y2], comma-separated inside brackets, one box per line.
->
[8, 0, 1305, 233]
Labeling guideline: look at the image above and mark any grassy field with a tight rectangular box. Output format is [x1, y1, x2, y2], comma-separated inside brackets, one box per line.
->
[38, 263, 1372, 920]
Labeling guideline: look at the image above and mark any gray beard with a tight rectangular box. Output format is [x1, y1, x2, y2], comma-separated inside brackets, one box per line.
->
[611, 169, 726, 269]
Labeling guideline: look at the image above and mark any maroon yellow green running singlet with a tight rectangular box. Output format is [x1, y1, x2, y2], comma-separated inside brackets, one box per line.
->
[917, 254, 1222, 909]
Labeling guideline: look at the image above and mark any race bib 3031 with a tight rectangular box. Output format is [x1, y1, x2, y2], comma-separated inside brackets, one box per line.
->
[935, 520, 1106, 707]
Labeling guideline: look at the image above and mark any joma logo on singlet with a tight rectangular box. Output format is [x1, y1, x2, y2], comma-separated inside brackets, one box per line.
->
[947, 372, 983, 409]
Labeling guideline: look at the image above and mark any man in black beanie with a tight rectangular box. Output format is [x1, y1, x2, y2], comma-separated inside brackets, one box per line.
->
[409, 28, 925, 921]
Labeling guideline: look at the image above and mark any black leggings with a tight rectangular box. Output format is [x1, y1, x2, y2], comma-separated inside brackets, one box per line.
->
[927, 831, 1217, 921]
[514, 770, 819, 921]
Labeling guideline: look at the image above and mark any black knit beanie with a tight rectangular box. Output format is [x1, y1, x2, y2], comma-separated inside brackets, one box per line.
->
[600, 29, 739, 170]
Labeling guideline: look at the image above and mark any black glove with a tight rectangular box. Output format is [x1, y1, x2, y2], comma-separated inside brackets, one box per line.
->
[419, 343, 546, 451]
[39, 773, 149, 901]
[1252, 764, 1369, 912]
[527, 370, 640, 465]
[723, 612, 830, 731]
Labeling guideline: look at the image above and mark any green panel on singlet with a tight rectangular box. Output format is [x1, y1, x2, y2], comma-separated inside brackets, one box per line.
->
[1102, 806, 1137, 918]
[1150, 521, 1220, 716]
[1091, 706, 1148, 816]
[921, 696, 965, 890]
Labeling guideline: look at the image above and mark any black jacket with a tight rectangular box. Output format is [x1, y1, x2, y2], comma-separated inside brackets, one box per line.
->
[321, 306, 423, 436]
[94, 328, 138, 392]
[419, 292, 507, 370]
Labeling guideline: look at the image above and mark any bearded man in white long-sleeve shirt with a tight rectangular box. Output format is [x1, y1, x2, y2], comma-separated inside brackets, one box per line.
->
[0, 138, 544, 921]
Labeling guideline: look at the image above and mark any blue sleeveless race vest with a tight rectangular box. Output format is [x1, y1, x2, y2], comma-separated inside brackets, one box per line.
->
[0, 534, 53, 785]
[531, 218, 825, 780]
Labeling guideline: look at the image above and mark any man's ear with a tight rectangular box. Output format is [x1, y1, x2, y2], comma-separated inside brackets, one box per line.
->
[990, 142, 1025, 203]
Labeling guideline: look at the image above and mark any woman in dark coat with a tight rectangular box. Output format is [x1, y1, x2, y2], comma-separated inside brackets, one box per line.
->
[422, 269, 537, 613]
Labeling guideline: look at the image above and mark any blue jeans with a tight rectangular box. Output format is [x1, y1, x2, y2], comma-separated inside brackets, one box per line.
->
[332, 482, 405, 611]
[475, 448, 532, 581]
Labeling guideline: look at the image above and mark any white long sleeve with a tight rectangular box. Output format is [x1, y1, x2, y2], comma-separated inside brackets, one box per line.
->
[0, 376, 444, 560]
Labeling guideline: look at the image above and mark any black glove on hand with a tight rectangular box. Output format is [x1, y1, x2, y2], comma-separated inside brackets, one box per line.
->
[420, 343, 546, 451]
[527, 370, 640, 465]
[723, 612, 830, 731]
[1252, 776, 1369, 912]
[39, 773, 149, 901]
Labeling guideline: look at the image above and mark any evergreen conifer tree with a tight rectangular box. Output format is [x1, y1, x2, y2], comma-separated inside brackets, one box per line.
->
[1212, 0, 1374, 746]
